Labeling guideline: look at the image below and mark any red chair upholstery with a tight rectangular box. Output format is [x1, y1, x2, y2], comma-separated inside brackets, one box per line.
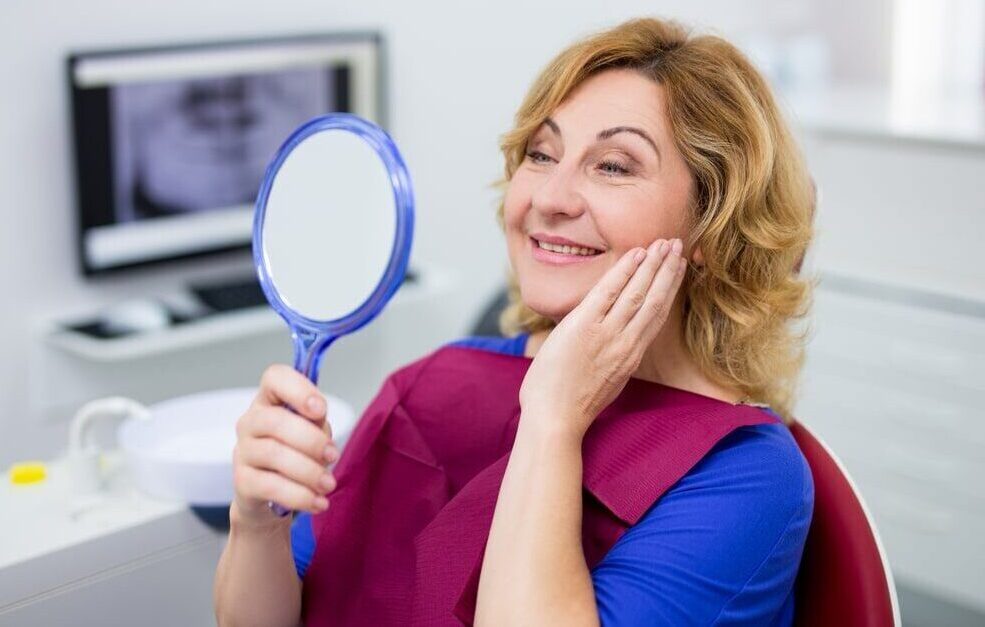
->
[790, 421, 901, 626]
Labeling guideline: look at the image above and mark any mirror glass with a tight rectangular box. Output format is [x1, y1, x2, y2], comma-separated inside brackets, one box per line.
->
[261, 129, 396, 321]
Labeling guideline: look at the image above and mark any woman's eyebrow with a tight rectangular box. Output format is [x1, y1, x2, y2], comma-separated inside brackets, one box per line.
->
[597, 126, 661, 162]
[540, 117, 661, 164]
[543, 118, 562, 137]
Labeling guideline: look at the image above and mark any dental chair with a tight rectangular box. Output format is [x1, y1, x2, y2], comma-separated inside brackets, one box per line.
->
[789, 421, 901, 626]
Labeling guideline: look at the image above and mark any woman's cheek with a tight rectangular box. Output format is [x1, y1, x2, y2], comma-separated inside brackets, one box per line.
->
[502, 183, 525, 228]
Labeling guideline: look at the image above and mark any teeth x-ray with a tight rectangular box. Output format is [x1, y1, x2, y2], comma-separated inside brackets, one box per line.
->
[110, 69, 339, 222]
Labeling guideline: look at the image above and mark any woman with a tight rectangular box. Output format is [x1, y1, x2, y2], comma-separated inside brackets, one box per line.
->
[215, 17, 815, 626]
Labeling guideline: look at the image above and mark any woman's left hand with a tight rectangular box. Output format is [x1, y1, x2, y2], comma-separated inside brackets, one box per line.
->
[518, 238, 686, 439]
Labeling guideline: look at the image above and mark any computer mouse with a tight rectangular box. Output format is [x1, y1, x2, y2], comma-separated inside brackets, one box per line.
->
[100, 299, 171, 335]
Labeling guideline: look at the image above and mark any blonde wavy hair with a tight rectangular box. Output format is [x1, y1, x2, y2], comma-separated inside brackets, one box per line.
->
[495, 17, 815, 420]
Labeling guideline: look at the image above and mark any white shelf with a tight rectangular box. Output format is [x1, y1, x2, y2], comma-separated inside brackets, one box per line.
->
[44, 306, 280, 362]
[42, 265, 457, 362]
[782, 83, 985, 150]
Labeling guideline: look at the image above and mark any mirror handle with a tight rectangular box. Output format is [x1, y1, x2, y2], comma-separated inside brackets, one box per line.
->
[268, 329, 335, 517]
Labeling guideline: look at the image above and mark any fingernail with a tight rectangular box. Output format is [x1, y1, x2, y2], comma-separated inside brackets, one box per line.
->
[314, 496, 329, 511]
[658, 240, 669, 255]
[319, 473, 335, 492]
[324, 445, 338, 463]
[307, 395, 324, 414]
[672, 239, 683, 255]
[633, 248, 646, 263]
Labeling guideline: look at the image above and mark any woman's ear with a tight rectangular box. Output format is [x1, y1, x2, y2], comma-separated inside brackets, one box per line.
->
[691, 244, 705, 267]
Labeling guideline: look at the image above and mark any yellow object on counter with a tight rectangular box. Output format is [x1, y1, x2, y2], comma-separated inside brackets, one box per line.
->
[9, 461, 47, 485]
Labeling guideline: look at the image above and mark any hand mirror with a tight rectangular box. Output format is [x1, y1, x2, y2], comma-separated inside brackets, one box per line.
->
[253, 113, 414, 516]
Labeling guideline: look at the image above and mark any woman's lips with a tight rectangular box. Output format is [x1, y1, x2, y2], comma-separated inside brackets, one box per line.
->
[529, 236, 604, 266]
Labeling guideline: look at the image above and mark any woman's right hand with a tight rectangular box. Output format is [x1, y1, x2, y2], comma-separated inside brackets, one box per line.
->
[231, 364, 340, 528]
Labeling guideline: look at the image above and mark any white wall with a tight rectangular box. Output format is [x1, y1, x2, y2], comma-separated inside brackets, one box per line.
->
[0, 0, 818, 467]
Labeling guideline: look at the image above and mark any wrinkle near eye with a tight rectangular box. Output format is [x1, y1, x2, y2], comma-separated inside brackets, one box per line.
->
[595, 141, 646, 165]
[592, 148, 641, 177]
[526, 150, 554, 165]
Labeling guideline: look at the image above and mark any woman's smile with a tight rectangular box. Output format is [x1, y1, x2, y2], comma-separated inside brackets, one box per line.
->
[529, 236, 605, 265]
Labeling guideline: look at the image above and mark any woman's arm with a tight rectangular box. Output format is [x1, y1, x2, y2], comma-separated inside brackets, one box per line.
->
[475, 412, 598, 627]
[214, 364, 339, 626]
[214, 503, 302, 627]
[475, 240, 685, 625]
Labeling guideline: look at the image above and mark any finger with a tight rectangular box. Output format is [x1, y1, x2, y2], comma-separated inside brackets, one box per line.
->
[576, 246, 649, 322]
[234, 464, 328, 513]
[605, 238, 672, 327]
[237, 437, 337, 497]
[626, 239, 687, 338]
[322, 419, 335, 447]
[256, 364, 327, 422]
[243, 405, 336, 464]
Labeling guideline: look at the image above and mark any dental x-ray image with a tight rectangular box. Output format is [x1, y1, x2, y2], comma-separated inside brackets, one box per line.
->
[110, 68, 338, 222]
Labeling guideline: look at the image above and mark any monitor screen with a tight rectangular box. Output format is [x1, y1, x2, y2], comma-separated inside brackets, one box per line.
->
[68, 33, 384, 275]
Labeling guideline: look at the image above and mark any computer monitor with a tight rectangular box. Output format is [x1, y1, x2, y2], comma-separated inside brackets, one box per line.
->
[68, 32, 385, 276]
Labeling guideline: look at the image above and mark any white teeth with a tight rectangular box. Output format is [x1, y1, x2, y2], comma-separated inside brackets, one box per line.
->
[536, 239, 601, 256]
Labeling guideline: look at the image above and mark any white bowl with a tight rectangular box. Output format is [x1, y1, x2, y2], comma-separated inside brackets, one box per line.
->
[117, 387, 356, 506]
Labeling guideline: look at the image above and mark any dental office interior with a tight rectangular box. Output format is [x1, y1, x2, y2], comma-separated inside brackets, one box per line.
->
[2, 0, 984, 625]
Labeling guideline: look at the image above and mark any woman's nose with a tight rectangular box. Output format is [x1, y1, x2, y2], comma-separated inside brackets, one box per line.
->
[530, 163, 588, 219]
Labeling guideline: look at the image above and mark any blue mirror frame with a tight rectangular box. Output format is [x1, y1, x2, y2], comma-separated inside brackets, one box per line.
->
[253, 113, 414, 517]
[252, 113, 415, 384]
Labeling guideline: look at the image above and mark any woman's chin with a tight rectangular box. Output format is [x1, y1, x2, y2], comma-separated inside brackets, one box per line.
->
[520, 291, 580, 323]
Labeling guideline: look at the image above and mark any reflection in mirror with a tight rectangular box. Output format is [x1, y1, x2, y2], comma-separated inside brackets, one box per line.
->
[261, 129, 396, 321]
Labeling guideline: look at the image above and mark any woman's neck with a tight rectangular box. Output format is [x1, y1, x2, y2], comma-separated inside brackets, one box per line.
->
[523, 309, 744, 405]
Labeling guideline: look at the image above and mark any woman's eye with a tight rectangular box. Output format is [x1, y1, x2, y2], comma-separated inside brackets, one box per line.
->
[525, 150, 553, 164]
[598, 159, 631, 176]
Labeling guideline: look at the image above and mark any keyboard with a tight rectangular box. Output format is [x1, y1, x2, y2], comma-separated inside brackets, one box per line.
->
[190, 276, 268, 312]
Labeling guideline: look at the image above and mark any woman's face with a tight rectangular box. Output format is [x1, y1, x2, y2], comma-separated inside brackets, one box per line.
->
[504, 68, 695, 322]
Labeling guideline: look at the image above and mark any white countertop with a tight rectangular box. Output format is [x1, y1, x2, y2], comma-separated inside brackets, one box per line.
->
[1, 453, 226, 624]
[0, 452, 205, 573]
